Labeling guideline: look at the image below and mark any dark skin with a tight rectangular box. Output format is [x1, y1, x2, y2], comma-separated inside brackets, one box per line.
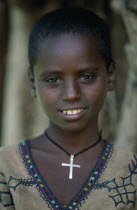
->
[29, 34, 115, 204]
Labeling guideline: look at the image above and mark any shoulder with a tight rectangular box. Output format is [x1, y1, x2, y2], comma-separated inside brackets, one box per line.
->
[0, 141, 24, 170]
[106, 141, 137, 178]
[104, 140, 135, 165]
[0, 143, 19, 156]
[112, 143, 136, 163]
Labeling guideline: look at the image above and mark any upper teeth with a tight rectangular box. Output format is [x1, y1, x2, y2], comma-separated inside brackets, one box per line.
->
[62, 109, 83, 115]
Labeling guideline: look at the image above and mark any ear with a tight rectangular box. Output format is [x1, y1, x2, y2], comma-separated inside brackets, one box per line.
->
[28, 67, 37, 97]
[107, 62, 115, 92]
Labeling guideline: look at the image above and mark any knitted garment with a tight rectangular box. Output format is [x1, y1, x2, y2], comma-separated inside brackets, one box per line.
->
[0, 140, 137, 210]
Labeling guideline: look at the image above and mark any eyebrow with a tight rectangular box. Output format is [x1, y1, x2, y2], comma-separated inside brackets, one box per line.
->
[39, 67, 99, 77]
[38, 71, 63, 78]
[77, 67, 99, 74]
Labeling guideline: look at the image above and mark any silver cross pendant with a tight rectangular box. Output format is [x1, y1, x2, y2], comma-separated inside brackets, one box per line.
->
[62, 155, 80, 179]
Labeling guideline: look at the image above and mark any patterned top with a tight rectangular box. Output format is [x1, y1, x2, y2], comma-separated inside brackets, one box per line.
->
[0, 140, 137, 210]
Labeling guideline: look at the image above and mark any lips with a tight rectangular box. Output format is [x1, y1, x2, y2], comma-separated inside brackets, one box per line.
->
[58, 108, 86, 120]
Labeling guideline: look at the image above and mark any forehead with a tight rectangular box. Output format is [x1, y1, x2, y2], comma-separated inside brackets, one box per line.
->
[36, 33, 106, 70]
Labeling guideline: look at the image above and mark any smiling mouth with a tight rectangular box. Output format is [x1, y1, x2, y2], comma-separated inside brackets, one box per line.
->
[60, 108, 84, 115]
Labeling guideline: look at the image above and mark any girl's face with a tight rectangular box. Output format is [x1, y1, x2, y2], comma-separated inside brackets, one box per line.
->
[31, 34, 114, 132]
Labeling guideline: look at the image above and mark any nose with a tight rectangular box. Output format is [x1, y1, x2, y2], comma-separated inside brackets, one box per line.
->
[63, 79, 81, 101]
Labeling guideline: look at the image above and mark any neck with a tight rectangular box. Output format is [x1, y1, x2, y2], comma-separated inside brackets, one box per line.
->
[46, 122, 100, 154]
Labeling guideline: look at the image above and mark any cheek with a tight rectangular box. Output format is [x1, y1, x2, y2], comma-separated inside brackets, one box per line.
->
[86, 80, 107, 108]
[36, 84, 60, 111]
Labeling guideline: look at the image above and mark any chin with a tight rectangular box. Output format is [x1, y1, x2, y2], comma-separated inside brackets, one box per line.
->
[59, 121, 89, 133]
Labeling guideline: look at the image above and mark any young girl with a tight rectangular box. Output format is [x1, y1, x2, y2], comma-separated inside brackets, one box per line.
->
[0, 8, 137, 210]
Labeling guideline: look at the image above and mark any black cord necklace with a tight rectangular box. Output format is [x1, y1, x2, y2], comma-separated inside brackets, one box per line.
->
[45, 130, 102, 179]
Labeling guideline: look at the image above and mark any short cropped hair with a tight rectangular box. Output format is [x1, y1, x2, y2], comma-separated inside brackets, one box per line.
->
[28, 8, 113, 71]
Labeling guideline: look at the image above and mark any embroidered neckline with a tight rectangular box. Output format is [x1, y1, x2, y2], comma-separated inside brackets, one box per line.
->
[19, 140, 113, 210]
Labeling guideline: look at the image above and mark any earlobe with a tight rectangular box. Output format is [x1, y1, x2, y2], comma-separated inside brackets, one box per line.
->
[107, 62, 115, 92]
[28, 67, 37, 97]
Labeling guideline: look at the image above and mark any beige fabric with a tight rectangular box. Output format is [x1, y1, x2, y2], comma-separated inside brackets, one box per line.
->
[0, 142, 137, 210]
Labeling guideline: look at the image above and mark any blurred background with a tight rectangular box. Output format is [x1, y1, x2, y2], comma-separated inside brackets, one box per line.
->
[0, 0, 137, 152]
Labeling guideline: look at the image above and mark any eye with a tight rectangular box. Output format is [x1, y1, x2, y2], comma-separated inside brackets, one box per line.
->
[80, 73, 96, 82]
[44, 76, 62, 85]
